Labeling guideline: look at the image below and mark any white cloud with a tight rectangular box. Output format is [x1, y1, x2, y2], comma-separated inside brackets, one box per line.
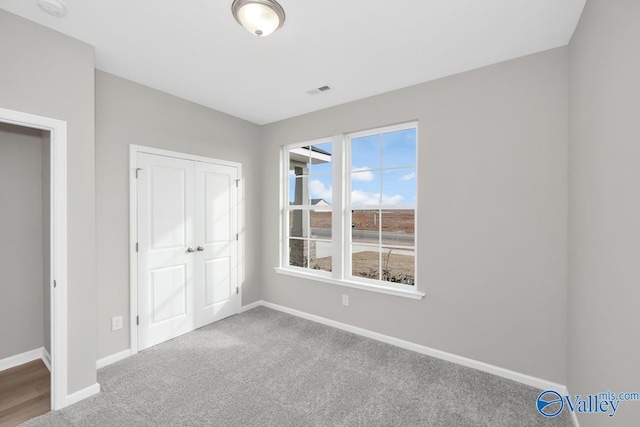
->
[352, 167, 374, 182]
[382, 194, 404, 205]
[401, 172, 415, 181]
[351, 190, 403, 206]
[309, 179, 332, 202]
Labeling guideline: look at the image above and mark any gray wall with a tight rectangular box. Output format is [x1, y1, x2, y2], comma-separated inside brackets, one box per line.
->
[95, 71, 262, 359]
[0, 123, 45, 359]
[10, 6, 640, 418]
[568, 0, 640, 425]
[0, 10, 96, 394]
[261, 48, 569, 383]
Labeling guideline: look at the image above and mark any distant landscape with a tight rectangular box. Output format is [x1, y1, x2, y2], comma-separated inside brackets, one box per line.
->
[308, 210, 414, 234]
[290, 209, 415, 284]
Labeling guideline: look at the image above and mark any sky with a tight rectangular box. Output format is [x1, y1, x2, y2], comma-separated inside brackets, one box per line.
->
[289, 128, 416, 206]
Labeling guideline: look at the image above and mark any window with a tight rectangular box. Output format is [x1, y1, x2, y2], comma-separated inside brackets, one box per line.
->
[281, 123, 420, 298]
[348, 127, 416, 285]
[287, 142, 333, 274]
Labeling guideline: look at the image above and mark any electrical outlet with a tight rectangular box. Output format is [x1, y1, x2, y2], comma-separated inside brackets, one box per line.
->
[342, 295, 349, 306]
[112, 315, 123, 331]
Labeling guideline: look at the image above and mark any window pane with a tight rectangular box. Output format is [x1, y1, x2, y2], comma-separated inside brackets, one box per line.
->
[351, 209, 380, 244]
[289, 146, 311, 167]
[289, 174, 309, 206]
[382, 169, 415, 206]
[351, 170, 380, 206]
[309, 142, 333, 176]
[292, 164, 306, 176]
[310, 210, 332, 239]
[351, 245, 381, 281]
[289, 239, 308, 268]
[382, 128, 416, 169]
[308, 176, 332, 205]
[309, 240, 332, 272]
[381, 247, 415, 285]
[351, 134, 380, 170]
[381, 210, 415, 247]
[289, 210, 309, 238]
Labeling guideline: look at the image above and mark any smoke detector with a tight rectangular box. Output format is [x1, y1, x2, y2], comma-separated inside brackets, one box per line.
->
[37, 0, 67, 17]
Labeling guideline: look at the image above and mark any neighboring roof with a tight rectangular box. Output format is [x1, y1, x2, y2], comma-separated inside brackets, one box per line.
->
[306, 146, 331, 156]
[289, 146, 331, 165]
[288, 199, 331, 206]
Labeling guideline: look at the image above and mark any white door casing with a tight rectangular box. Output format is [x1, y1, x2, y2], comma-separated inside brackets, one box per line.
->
[137, 153, 196, 350]
[0, 107, 68, 409]
[195, 162, 239, 327]
[133, 147, 241, 352]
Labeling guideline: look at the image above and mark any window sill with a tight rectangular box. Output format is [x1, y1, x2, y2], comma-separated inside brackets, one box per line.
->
[274, 267, 425, 300]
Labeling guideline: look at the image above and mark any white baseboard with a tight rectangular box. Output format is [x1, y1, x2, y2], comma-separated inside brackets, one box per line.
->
[239, 300, 262, 313]
[42, 347, 51, 372]
[66, 383, 100, 406]
[94, 301, 274, 370]
[88, 301, 579, 426]
[549, 385, 580, 427]
[96, 349, 131, 369]
[257, 300, 569, 394]
[0, 347, 46, 372]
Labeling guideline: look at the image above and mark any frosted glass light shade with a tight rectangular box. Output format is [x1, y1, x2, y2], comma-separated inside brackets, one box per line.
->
[232, 0, 285, 37]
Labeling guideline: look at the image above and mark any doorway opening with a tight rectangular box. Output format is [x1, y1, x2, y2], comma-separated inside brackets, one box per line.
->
[0, 108, 68, 418]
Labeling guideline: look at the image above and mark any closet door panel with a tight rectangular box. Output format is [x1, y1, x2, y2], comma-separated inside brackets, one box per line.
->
[195, 162, 239, 328]
[137, 153, 196, 350]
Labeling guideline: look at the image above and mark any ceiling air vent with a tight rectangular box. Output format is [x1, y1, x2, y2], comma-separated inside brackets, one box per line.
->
[307, 85, 332, 95]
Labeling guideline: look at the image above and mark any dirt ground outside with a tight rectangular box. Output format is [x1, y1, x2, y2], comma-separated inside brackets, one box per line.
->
[305, 210, 415, 233]
[312, 249, 414, 285]
[290, 209, 415, 285]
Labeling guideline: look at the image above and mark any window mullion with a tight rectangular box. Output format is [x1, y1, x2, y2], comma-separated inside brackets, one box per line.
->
[378, 208, 382, 281]
[331, 134, 344, 280]
[282, 148, 289, 268]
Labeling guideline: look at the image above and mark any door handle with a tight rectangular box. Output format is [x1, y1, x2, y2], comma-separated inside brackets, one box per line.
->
[197, 246, 205, 252]
[186, 246, 196, 253]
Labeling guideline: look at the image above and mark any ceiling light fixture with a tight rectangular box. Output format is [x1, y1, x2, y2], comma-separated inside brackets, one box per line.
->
[231, 0, 285, 37]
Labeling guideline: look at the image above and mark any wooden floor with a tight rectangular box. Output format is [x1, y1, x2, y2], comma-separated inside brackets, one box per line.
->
[0, 360, 50, 427]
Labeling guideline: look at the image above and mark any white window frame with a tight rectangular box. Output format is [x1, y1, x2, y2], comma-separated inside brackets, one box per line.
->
[345, 122, 418, 289]
[276, 123, 424, 300]
[281, 137, 336, 279]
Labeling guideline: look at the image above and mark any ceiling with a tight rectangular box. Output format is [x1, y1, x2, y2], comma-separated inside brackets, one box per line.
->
[0, 0, 586, 125]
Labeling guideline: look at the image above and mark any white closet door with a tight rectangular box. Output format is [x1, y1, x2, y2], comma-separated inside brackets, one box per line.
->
[137, 153, 196, 350]
[195, 161, 239, 328]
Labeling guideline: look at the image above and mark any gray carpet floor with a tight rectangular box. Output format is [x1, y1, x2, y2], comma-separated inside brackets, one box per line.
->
[23, 306, 572, 426]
